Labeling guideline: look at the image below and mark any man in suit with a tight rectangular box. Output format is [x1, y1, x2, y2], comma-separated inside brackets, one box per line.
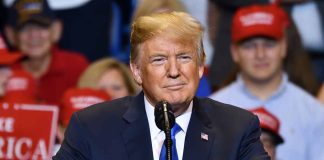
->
[53, 11, 269, 160]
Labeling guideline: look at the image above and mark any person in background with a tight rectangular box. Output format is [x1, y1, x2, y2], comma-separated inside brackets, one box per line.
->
[4, 0, 89, 105]
[207, 0, 268, 91]
[57, 57, 139, 143]
[210, 4, 324, 160]
[78, 58, 139, 99]
[221, 14, 319, 96]
[56, 87, 111, 145]
[0, 32, 22, 99]
[56, 58, 138, 146]
[1, 32, 38, 104]
[249, 107, 284, 160]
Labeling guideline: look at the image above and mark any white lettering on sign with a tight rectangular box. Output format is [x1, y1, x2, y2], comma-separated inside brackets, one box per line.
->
[15, 138, 32, 159]
[240, 12, 274, 27]
[31, 140, 47, 159]
[0, 137, 47, 159]
[0, 117, 14, 133]
[71, 96, 105, 109]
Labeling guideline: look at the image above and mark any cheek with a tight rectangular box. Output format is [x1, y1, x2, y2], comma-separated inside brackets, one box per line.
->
[143, 67, 165, 82]
[106, 87, 129, 99]
[120, 88, 130, 96]
[17, 35, 29, 48]
[238, 56, 253, 68]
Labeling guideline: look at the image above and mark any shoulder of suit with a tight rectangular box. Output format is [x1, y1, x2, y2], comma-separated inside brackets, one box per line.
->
[75, 95, 135, 121]
[195, 97, 256, 121]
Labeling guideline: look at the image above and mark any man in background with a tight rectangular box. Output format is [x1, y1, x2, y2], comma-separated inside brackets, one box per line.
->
[4, 0, 89, 105]
[210, 4, 324, 160]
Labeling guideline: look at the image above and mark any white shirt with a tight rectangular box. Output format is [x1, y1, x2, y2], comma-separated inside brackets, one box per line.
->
[144, 96, 192, 160]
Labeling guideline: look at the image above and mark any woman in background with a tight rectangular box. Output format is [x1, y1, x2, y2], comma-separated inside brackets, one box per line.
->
[78, 58, 139, 99]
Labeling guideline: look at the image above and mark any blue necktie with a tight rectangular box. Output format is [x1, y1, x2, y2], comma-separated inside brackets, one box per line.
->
[159, 123, 182, 160]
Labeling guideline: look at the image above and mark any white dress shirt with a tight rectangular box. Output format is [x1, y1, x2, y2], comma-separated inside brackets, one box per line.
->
[144, 96, 192, 160]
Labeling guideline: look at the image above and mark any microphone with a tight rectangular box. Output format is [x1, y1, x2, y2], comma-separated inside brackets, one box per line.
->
[154, 100, 175, 160]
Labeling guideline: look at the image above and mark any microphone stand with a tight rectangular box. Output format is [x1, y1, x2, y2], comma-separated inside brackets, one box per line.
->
[162, 102, 172, 160]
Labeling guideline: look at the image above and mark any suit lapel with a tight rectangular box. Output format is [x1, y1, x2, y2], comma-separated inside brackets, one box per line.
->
[182, 97, 218, 160]
[121, 92, 154, 160]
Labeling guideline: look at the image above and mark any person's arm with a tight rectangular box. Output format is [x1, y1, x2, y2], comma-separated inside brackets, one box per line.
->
[53, 113, 91, 160]
[238, 115, 270, 160]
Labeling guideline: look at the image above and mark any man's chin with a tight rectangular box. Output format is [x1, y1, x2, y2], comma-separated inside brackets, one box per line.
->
[166, 98, 191, 107]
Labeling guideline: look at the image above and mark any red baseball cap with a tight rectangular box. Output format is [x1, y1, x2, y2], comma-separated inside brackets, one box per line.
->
[0, 34, 22, 65]
[3, 70, 38, 104]
[60, 88, 111, 126]
[249, 107, 284, 144]
[232, 4, 289, 43]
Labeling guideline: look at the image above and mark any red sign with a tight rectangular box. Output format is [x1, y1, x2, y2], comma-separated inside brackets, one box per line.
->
[0, 103, 58, 160]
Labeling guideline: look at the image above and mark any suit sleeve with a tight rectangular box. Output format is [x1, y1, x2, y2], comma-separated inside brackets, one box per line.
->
[238, 115, 270, 160]
[53, 113, 91, 160]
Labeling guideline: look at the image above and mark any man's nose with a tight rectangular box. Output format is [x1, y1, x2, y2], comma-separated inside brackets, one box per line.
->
[27, 28, 42, 39]
[255, 45, 266, 59]
[167, 58, 180, 78]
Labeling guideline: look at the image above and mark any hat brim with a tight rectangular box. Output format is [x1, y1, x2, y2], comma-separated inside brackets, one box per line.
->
[16, 17, 53, 30]
[0, 52, 23, 65]
[262, 128, 284, 145]
[233, 26, 283, 43]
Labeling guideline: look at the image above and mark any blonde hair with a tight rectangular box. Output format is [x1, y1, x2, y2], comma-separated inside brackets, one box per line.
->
[78, 58, 139, 95]
[133, 0, 186, 21]
[130, 11, 205, 65]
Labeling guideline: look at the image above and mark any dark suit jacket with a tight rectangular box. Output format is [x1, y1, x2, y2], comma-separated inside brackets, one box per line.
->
[53, 92, 269, 160]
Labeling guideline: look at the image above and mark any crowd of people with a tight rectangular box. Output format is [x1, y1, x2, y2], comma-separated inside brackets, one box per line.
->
[1, 0, 324, 160]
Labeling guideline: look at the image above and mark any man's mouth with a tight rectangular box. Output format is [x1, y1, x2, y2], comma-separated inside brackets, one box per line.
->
[164, 83, 186, 90]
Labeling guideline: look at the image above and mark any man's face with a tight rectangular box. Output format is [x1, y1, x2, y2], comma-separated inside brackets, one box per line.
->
[231, 37, 286, 83]
[131, 35, 204, 112]
[16, 24, 53, 58]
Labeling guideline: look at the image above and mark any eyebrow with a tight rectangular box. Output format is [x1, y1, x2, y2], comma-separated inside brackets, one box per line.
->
[148, 50, 193, 58]
[148, 53, 167, 58]
[176, 52, 191, 56]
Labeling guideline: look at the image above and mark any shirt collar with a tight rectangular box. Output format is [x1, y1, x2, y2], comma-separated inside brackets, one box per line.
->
[237, 72, 288, 101]
[144, 96, 192, 137]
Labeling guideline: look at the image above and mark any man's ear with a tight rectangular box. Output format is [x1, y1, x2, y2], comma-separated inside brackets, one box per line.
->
[230, 43, 239, 63]
[198, 65, 204, 79]
[4, 25, 17, 47]
[130, 62, 143, 85]
[51, 20, 63, 43]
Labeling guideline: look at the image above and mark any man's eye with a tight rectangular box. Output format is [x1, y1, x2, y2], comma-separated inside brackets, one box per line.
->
[151, 57, 166, 65]
[264, 41, 277, 48]
[241, 42, 255, 49]
[178, 55, 192, 62]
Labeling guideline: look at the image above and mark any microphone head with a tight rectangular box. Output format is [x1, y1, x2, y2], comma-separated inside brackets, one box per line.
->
[154, 100, 175, 131]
